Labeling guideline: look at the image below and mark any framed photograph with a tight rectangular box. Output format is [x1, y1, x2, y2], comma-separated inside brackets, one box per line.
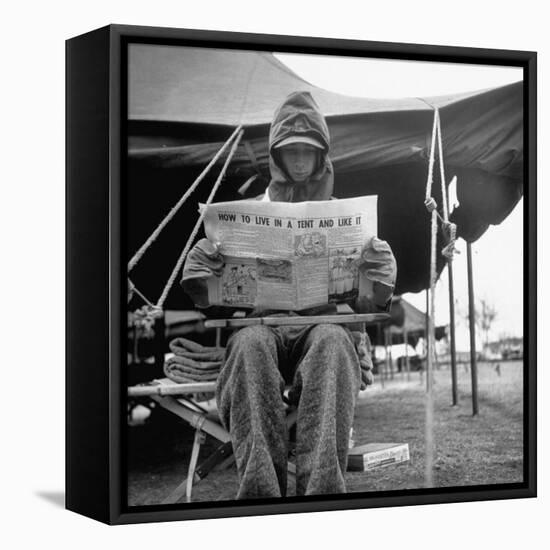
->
[66, 24, 536, 525]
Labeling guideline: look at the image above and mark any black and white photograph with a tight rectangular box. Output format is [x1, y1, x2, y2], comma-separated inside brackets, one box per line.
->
[124, 39, 530, 508]
[5, 0, 549, 545]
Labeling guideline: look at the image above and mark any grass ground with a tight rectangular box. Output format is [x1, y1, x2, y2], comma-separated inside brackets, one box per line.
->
[127, 360, 523, 506]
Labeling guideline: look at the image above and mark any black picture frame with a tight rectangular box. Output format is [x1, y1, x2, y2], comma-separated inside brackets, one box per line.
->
[66, 24, 537, 525]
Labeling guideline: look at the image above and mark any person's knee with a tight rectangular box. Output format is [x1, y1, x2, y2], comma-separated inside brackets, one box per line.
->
[303, 324, 360, 383]
[228, 325, 276, 355]
[308, 324, 352, 350]
[218, 325, 282, 426]
[222, 325, 279, 387]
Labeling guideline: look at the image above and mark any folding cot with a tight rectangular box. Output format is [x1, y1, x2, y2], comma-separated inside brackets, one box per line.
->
[128, 310, 388, 503]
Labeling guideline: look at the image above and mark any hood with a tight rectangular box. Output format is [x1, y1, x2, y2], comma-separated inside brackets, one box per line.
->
[267, 91, 334, 202]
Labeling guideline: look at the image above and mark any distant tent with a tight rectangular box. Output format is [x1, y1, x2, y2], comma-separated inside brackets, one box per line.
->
[387, 297, 447, 346]
[127, 44, 523, 310]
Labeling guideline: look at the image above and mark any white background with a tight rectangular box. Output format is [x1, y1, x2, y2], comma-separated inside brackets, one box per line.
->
[1, 0, 546, 547]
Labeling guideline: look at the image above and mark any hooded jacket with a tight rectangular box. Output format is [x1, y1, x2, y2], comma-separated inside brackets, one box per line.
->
[266, 91, 334, 203]
[181, 92, 385, 386]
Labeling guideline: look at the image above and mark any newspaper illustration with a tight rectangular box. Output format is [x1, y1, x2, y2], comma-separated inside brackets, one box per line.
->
[200, 196, 378, 310]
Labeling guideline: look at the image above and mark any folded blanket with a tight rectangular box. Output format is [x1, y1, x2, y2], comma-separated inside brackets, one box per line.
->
[166, 355, 222, 371]
[163, 364, 220, 383]
[164, 337, 226, 384]
[169, 337, 225, 359]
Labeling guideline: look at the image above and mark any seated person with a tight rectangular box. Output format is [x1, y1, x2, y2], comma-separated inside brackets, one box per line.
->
[181, 91, 396, 499]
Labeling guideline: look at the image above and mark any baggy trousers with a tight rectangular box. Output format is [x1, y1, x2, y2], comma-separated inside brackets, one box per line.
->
[216, 323, 361, 499]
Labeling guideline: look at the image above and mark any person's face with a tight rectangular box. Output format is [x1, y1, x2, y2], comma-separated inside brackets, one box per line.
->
[278, 143, 319, 183]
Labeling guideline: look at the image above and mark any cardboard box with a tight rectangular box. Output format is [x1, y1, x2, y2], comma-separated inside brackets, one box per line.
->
[347, 443, 410, 471]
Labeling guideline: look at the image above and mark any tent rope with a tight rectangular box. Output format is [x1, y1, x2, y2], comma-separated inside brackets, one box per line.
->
[436, 112, 458, 259]
[131, 281, 155, 308]
[436, 111, 449, 221]
[424, 110, 458, 259]
[128, 125, 243, 273]
[425, 202, 437, 487]
[155, 129, 245, 309]
[422, 107, 460, 487]
[423, 109, 438, 488]
[424, 108, 439, 201]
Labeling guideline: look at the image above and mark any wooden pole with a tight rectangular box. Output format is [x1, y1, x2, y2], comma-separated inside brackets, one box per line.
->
[447, 261, 459, 405]
[467, 242, 479, 416]
[425, 289, 430, 391]
[404, 326, 410, 381]
[132, 324, 138, 364]
[444, 177, 458, 405]
[378, 323, 385, 388]
[389, 331, 394, 380]
[154, 314, 165, 373]
[384, 328, 390, 383]
[425, 207, 437, 488]
[205, 312, 389, 329]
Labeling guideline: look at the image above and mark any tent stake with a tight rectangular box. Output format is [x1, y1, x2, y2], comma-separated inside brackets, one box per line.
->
[467, 242, 479, 415]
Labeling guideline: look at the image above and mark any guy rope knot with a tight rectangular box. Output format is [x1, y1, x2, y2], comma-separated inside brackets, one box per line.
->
[441, 221, 458, 259]
[424, 197, 437, 213]
[130, 305, 164, 337]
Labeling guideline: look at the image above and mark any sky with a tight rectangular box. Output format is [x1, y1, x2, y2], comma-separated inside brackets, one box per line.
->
[275, 53, 524, 348]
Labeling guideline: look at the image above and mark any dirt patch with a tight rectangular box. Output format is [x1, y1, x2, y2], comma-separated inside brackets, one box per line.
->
[127, 361, 523, 505]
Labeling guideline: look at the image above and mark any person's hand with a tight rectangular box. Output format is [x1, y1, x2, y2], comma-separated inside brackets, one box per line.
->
[361, 368, 374, 389]
[181, 239, 224, 307]
[358, 237, 397, 308]
[351, 330, 374, 390]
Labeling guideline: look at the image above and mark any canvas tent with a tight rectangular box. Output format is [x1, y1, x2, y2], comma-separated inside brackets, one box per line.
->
[387, 297, 447, 345]
[127, 44, 523, 310]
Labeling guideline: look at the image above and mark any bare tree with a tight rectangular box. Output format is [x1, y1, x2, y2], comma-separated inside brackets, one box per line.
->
[477, 298, 497, 351]
[460, 298, 498, 352]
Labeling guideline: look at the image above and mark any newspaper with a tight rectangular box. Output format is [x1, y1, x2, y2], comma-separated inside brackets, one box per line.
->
[200, 196, 378, 311]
